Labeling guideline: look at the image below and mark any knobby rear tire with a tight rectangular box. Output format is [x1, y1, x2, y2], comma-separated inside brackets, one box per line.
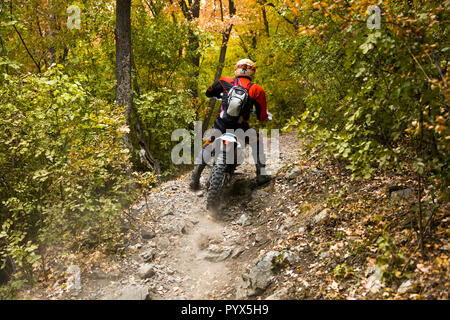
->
[207, 162, 227, 212]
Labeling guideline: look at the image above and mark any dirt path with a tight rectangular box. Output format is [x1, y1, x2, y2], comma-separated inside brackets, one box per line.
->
[39, 131, 303, 300]
[23, 129, 443, 300]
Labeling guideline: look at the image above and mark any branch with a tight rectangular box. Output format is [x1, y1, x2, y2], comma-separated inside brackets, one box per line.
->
[407, 46, 431, 82]
[10, 1, 41, 72]
[263, 2, 295, 26]
[178, 0, 192, 20]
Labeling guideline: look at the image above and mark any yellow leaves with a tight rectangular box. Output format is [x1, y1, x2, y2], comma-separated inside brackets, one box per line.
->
[385, 65, 395, 72]
[298, 25, 318, 36]
[435, 254, 448, 270]
[435, 125, 448, 134]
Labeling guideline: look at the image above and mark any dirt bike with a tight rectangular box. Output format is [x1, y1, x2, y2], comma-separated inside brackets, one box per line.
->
[205, 95, 272, 213]
[205, 131, 242, 212]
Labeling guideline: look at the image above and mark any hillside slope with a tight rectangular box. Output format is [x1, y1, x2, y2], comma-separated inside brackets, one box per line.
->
[21, 131, 448, 300]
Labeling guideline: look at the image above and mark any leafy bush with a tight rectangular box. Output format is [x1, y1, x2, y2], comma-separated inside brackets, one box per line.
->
[135, 88, 196, 170]
[0, 66, 136, 278]
[272, 1, 448, 197]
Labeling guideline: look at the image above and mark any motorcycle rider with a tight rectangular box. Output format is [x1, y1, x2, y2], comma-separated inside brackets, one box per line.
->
[189, 58, 271, 190]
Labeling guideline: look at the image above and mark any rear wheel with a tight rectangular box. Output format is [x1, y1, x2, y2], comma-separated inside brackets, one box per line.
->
[207, 162, 228, 213]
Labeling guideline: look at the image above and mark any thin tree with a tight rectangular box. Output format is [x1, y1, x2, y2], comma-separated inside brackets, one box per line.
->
[115, 0, 160, 174]
[179, 0, 201, 98]
[202, 0, 236, 134]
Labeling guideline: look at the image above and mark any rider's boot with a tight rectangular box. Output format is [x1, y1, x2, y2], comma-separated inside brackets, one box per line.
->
[255, 163, 271, 186]
[189, 164, 206, 190]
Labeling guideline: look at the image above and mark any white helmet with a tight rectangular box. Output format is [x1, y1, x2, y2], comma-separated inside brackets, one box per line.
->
[234, 59, 256, 79]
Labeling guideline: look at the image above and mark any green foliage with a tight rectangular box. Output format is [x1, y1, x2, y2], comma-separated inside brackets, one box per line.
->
[135, 88, 196, 170]
[272, 1, 449, 196]
[132, 5, 191, 90]
[0, 280, 27, 300]
[333, 262, 353, 280]
[0, 66, 136, 277]
[271, 253, 290, 273]
[375, 235, 407, 284]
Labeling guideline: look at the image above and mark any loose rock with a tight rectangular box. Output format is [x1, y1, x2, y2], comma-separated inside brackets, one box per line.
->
[138, 263, 155, 279]
[231, 247, 245, 259]
[286, 166, 302, 180]
[140, 248, 156, 262]
[265, 286, 293, 300]
[201, 245, 233, 262]
[238, 214, 251, 226]
[236, 251, 280, 299]
[397, 279, 415, 295]
[313, 208, 329, 224]
[196, 190, 204, 197]
[251, 190, 269, 200]
[390, 188, 413, 201]
[115, 285, 150, 300]
[365, 265, 384, 294]
[141, 229, 156, 240]
[66, 265, 81, 292]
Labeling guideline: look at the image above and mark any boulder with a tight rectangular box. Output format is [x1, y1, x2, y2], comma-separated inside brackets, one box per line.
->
[236, 251, 281, 299]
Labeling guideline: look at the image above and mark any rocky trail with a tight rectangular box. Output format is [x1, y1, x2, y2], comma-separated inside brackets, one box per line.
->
[29, 131, 304, 300]
[22, 131, 449, 300]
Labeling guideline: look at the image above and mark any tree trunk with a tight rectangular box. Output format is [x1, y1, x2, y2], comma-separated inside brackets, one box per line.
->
[179, 0, 201, 98]
[202, 0, 236, 134]
[261, 6, 270, 37]
[131, 55, 161, 174]
[115, 0, 160, 174]
[115, 0, 133, 146]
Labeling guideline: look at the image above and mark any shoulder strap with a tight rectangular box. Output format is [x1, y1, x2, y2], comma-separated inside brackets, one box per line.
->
[234, 77, 253, 90]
